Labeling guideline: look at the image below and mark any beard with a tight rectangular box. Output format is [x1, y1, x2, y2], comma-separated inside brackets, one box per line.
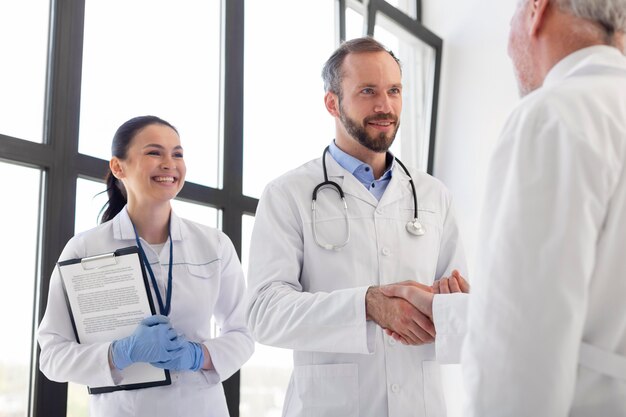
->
[338, 102, 400, 153]
[509, 25, 540, 97]
[512, 50, 538, 97]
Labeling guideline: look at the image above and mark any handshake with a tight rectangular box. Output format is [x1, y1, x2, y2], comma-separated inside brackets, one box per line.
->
[109, 315, 205, 372]
[366, 270, 469, 346]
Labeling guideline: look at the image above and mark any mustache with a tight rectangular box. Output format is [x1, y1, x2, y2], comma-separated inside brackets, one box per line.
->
[364, 113, 398, 123]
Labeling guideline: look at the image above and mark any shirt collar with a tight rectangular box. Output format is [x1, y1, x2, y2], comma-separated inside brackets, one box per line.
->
[328, 140, 395, 179]
[113, 205, 183, 241]
[544, 45, 623, 87]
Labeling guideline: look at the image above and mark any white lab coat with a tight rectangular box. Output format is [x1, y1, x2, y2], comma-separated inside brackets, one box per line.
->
[38, 208, 254, 417]
[246, 153, 468, 417]
[463, 46, 626, 416]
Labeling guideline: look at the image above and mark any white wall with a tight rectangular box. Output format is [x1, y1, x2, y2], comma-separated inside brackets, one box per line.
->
[421, 1, 520, 415]
[425, 0, 519, 268]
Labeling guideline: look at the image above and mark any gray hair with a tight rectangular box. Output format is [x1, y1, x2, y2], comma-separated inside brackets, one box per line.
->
[321, 37, 401, 100]
[553, 0, 626, 33]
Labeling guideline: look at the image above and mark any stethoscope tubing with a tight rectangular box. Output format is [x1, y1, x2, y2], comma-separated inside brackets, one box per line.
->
[312, 145, 423, 250]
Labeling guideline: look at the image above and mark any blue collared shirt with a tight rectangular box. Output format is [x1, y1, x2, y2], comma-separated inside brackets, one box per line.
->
[328, 141, 394, 201]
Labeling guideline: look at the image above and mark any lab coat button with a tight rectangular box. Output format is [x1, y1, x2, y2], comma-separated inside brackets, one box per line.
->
[382, 247, 391, 256]
[391, 383, 400, 393]
[376, 208, 383, 215]
[388, 337, 396, 346]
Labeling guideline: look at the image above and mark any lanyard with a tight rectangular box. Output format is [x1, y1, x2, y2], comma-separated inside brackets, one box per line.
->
[132, 221, 173, 316]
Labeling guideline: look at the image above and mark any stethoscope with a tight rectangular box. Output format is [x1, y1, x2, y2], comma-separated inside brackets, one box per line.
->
[312, 146, 424, 251]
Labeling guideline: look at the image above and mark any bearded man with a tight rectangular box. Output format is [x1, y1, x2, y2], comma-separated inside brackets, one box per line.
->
[246, 36, 470, 417]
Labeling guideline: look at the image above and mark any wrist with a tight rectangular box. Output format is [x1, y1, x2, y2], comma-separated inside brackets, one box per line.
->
[108, 344, 116, 370]
[191, 342, 205, 372]
[110, 340, 130, 370]
[201, 344, 214, 370]
[425, 292, 435, 319]
[365, 286, 379, 321]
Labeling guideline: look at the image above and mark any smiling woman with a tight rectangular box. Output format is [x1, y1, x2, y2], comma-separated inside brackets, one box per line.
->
[37, 115, 255, 417]
[103, 117, 187, 234]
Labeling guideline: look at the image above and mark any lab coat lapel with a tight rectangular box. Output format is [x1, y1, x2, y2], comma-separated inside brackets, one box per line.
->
[112, 207, 159, 264]
[325, 154, 378, 208]
[169, 211, 183, 241]
[378, 164, 412, 209]
[113, 207, 139, 241]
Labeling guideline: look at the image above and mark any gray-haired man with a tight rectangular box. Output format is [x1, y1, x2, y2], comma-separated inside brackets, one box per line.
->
[462, 1, 626, 415]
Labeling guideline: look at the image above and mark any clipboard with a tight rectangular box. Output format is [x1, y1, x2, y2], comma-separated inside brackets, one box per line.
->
[58, 246, 171, 394]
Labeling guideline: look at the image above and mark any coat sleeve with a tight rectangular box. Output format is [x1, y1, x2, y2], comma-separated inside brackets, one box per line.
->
[431, 191, 469, 364]
[245, 181, 374, 354]
[462, 102, 612, 416]
[201, 232, 255, 384]
[37, 236, 119, 387]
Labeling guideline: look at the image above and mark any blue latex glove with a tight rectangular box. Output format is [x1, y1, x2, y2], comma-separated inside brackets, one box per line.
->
[110, 315, 183, 370]
[151, 336, 205, 372]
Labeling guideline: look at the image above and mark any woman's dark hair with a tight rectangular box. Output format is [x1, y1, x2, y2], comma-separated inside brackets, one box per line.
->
[99, 115, 178, 223]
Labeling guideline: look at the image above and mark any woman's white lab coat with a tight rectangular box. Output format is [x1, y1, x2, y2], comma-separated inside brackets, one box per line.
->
[38, 208, 254, 417]
[246, 154, 468, 417]
[463, 46, 626, 416]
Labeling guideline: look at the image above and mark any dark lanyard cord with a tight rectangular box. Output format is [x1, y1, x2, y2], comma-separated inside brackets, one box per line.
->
[132, 222, 173, 316]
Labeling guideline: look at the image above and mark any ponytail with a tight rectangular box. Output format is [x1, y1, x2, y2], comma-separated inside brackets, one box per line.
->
[100, 170, 127, 224]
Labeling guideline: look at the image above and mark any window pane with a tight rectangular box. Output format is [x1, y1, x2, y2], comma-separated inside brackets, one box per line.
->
[66, 382, 89, 417]
[79, 0, 222, 188]
[0, 162, 41, 417]
[243, 0, 336, 198]
[0, 1, 49, 142]
[240, 215, 292, 417]
[171, 199, 219, 229]
[345, 7, 365, 41]
[374, 15, 436, 171]
[75, 178, 109, 234]
[384, 0, 418, 20]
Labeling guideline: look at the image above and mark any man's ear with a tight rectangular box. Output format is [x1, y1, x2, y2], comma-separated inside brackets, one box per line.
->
[529, 0, 550, 36]
[110, 157, 124, 179]
[324, 91, 341, 117]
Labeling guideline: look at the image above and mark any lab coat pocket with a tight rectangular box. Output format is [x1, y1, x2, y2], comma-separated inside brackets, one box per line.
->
[290, 363, 359, 417]
[400, 206, 439, 226]
[182, 262, 220, 311]
[422, 361, 447, 417]
[186, 261, 219, 280]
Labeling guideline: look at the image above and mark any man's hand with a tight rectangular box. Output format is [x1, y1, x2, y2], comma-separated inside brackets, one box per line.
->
[379, 280, 436, 319]
[431, 270, 470, 294]
[381, 270, 469, 306]
[378, 270, 469, 344]
[366, 286, 435, 346]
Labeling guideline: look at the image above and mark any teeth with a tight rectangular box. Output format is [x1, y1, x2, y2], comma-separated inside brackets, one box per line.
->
[154, 176, 175, 183]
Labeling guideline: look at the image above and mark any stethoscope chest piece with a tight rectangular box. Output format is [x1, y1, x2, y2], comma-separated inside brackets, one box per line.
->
[406, 218, 425, 236]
